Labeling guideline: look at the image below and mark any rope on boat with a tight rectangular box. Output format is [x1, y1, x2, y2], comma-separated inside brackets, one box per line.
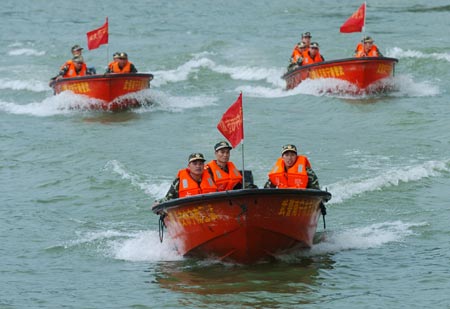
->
[320, 202, 327, 229]
[158, 213, 167, 243]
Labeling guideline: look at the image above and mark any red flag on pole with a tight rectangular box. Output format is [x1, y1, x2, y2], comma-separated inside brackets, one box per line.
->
[86, 18, 109, 50]
[217, 93, 244, 148]
[340, 3, 366, 33]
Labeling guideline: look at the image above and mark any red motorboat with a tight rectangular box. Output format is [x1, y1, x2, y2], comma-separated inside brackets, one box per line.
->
[50, 73, 154, 112]
[152, 188, 331, 264]
[282, 57, 398, 94]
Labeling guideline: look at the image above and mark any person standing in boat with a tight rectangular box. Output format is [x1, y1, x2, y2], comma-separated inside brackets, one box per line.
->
[301, 42, 325, 65]
[58, 45, 84, 72]
[264, 144, 320, 189]
[300, 32, 312, 49]
[106, 52, 138, 73]
[158, 153, 217, 203]
[205, 141, 243, 191]
[354, 36, 383, 58]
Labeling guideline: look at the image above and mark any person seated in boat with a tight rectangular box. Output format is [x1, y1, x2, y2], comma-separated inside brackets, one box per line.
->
[106, 52, 138, 73]
[354, 36, 383, 58]
[300, 42, 325, 66]
[264, 144, 320, 189]
[107, 52, 121, 72]
[158, 153, 217, 202]
[205, 141, 243, 191]
[52, 55, 87, 81]
[288, 42, 307, 71]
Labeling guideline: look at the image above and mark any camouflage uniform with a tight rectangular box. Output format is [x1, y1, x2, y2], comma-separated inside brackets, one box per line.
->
[263, 144, 320, 190]
[158, 178, 181, 203]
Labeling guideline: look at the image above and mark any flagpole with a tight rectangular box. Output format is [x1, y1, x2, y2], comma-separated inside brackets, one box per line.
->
[241, 142, 245, 189]
[240, 92, 246, 189]
[363, 1, 367, 38]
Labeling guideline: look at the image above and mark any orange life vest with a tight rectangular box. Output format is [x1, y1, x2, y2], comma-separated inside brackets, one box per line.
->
[177, 168, 217, 198]
[62, 62, 87, 78]
[268, 156, 310, 189]
[206, 160, 242, 191]
[354, 43, 381, 57]
[107, 61, 116, 71]
[291, 46, 303, 64]
[301, 50, 324, 65]
[110, 61, 133, 73]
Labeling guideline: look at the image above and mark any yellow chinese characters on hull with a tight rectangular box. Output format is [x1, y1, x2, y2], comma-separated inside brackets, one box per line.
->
[61, 82, 91, 94]
[376, 63, 392, 75]
[123, 79, 148, 91]
[169, 204, 219, 227]
[278, 199, 318, 217]
[309, 66, 344, 79]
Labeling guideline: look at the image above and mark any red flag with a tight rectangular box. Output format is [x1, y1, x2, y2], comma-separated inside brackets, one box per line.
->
[340, 3, 366, 33]
[86, 18, 109, 50]
[217, 93, 244, 148]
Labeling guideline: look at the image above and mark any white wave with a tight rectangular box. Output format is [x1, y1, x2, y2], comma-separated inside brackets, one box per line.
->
[0, 78, 49, 92]
[326, 159, 450, 205]
[151, 54, 284, 88]
[62, 229, 181, 262]
[105, 160, 170, 198]
[0, 91, 103, 116]
[390, 74, 440, 97]
[8, 48, 46, 56]
[111, 230, 182, 262]
[135, 89, 218, 113]
[214, 64, 285, 87]
[386, 47, 450, 62]
[310, 221, 426, 255]
[151, 56, 216, 87]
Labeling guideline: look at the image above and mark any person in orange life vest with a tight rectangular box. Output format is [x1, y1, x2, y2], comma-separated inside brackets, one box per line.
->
[205, 141, 243, 191]
[106, 52, 138, 73]
[354, 36, 383, 58]
[54, 55, 87, 79]
[106, 52, 121, 73]
[301, 42, 325, 66]
[264, 144, 320, 189]
[58, 45, 83, 71]
[158, 153, 217, 202]
[288, 42, 307, 71]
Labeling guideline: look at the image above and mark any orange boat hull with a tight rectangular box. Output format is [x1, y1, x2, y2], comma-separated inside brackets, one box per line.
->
[283, 57, 398, 94]
[152, 188, 332, 264]
[51, 73, 153, 111]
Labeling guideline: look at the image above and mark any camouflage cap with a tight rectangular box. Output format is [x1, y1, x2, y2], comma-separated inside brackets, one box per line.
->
[310, 42, 320, 49]
[188, 153, 206, 163]
[297, 42, 307, 49]
[118, 52, 128, 59]
[71, 45, 83, 52]
[281, 144, 297, 155]
[214, 141, 232, 151]
[362, 36, 374, 43]
[302, 32, 312, 38]
[113, 52, 121, 59]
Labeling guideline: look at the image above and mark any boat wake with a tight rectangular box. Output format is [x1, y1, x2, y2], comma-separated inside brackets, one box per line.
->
[150, 53, 441, 99]
[280, 220, 426, 260]
[104, 160, 169, 197]
[49, 229, 182, 262]
[326, 159, 450, 205]
[387, 47, 450, 63]
[0, 88, 217, 116]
